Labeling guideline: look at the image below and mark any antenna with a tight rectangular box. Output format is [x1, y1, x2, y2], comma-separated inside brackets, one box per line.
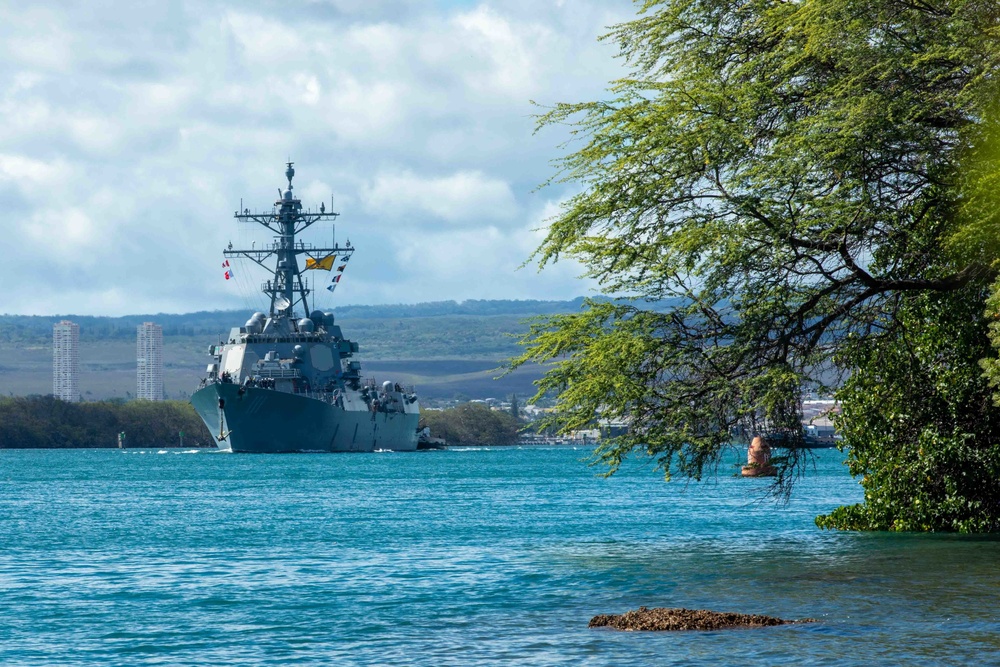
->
[224, 163, 353, 319]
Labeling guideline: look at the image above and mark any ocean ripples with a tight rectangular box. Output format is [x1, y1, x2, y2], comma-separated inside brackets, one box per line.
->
[1, 448, 998, 665]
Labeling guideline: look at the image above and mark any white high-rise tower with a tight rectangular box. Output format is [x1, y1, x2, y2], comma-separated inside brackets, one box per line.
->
[136, 322, 164, 401]
[53, 320, 80, 402]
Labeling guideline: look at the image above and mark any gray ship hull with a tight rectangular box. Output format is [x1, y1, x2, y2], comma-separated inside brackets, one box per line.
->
[192, 383, 419, 453]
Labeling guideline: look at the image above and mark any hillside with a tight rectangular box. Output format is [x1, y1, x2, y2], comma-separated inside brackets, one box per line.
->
[0, 298, 594, 344]
[0, 299, 600, 403]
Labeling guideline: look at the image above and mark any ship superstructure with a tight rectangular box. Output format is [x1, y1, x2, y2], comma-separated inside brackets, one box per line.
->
[190, 163, 419, 452]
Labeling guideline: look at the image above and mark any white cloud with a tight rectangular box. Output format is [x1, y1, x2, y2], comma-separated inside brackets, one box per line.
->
[24, 208, 97, 258]
[0, 154, 76, 194]
[360, 169, 517, 224]
[0, 0, 633, 316]
[448, 6, 547, 98]
[4, 18, 75, 72]
[347, 201, 600, 305]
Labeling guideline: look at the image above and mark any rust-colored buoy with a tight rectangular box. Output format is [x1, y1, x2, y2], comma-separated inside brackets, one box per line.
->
[741, 436, 776, 477]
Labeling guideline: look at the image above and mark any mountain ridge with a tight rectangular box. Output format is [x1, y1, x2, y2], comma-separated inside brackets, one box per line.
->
[0, 298, 622, 402]
[0, 297, 605, 343]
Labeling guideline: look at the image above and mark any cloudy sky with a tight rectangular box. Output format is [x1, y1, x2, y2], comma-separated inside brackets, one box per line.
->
[0, 0, 634, 316]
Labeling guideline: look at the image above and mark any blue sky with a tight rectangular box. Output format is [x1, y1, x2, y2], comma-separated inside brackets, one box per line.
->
[0, 0, 633, 316]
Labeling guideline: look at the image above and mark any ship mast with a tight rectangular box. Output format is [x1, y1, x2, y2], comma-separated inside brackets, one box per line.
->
[224, 163, 352, 319]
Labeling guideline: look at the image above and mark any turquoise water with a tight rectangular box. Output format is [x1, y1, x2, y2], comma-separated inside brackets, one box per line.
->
[1, 447, 998, 666]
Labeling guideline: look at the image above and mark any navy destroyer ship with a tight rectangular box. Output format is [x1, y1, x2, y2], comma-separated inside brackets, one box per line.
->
[190, 163, 420, 452]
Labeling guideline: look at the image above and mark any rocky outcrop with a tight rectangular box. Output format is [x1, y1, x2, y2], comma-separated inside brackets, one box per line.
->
[589, 607, 812, 631]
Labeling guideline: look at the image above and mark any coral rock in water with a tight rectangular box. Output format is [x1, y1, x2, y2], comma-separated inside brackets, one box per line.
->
[589, 607, 811, 631]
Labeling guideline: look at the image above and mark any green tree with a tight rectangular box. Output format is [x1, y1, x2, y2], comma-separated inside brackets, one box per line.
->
[816, 286, 1000, 531]
[0, 396, 212, 449]
[512, 0, 1000, 525]
[422, 403, 521, 446]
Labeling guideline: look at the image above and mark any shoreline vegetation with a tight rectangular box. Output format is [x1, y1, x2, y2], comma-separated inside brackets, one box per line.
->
[420, 402, 521, 447]
[0, 396, 526, 450]
[0, 396, 213, 449]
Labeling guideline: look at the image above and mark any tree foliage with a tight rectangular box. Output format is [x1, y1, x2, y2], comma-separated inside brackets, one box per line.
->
[817, 286, 1000, 531]
[513, 0, 1000, 520]
[421, 403, 521, 446]
[0, 396, 212, 448]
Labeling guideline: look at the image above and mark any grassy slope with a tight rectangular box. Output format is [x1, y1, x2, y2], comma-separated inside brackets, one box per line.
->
[0, 308, 562, 402]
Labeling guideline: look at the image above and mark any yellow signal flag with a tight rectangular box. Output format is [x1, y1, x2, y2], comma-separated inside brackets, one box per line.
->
[305, 255, 335, 271]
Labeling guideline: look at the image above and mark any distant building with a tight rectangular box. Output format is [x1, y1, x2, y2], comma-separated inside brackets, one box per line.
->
[136, 322, 164, 401]
[53, 320, 80, 402]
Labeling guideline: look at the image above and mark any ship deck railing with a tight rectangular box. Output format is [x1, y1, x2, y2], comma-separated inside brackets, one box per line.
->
[244, 333, 323, 343]
[293, 390, 341, 404]
[254, 369, 301, 379]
